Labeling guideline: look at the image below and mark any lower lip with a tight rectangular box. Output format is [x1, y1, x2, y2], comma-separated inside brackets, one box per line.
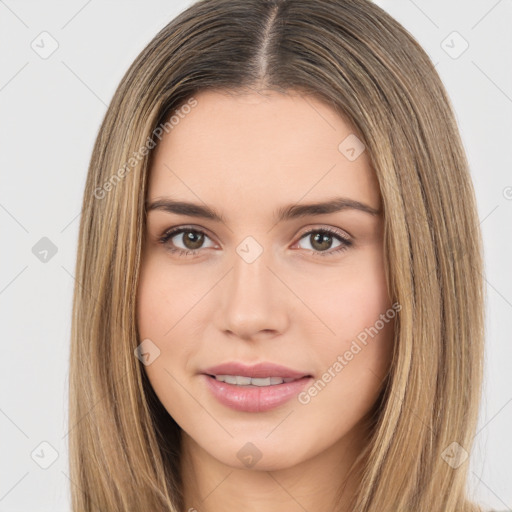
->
[202, 374, 313, 412]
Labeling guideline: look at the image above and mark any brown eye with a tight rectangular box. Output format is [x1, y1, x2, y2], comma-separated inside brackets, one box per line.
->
[159, 227, 215, 256]
[180, 230, 205, 250]
[310, 232, 335, 251]
[296, 228, 352, 257]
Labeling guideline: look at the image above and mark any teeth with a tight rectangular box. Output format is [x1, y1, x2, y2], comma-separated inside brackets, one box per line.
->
[213, 375, 299, 386]
[223, 375, 237, 385]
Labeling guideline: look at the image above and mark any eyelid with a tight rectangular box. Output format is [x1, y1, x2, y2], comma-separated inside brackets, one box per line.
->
[295, 224, 351, 242]
[158, 224, 218, 246]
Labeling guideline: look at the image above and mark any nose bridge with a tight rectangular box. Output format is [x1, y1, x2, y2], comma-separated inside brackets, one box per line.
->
[231, 242, 270, 300]
[217, 237, 288, 338]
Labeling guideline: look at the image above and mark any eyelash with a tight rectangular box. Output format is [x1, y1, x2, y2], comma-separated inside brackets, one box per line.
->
[157, 226, 353, 258]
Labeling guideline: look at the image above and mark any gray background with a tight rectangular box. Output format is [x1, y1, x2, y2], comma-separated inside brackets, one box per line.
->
[0, 0, 510, 510]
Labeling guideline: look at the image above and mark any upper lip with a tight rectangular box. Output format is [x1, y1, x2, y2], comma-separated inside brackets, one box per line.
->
[202, 362, 311, 379]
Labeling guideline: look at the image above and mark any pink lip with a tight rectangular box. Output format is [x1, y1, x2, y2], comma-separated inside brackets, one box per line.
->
[201, 361, 313, 413]
[202, 361, 310, 379]
[202, 375, 313, 412]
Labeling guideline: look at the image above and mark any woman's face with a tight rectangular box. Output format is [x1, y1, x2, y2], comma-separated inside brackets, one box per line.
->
[137, 89, 395, 472]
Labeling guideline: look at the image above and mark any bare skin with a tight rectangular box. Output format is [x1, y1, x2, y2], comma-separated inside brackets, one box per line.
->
[136, 89, 395, 512]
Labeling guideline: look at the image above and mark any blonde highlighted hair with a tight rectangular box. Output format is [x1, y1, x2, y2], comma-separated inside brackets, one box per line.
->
[69, 0, 485, 510]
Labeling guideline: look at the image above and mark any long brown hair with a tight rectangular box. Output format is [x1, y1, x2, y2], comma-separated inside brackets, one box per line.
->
[68, 0, 485, 510]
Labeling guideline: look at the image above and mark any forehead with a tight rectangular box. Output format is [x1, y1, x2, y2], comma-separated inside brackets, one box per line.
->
[147, 89, 381, 215]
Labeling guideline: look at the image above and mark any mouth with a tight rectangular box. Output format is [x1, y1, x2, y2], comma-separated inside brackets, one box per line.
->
[205, 374, 305, 386]
[201, 361, 312, 380]
[200, 362, 313, 412]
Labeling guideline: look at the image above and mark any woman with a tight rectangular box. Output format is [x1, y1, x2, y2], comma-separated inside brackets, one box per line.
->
[68, 0, 488, 510]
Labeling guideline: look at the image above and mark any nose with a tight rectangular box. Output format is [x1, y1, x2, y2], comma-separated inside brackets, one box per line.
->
[215, 246, 290, 341]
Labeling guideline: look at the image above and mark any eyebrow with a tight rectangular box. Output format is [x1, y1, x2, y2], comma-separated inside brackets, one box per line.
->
[145, 196, 381, 223]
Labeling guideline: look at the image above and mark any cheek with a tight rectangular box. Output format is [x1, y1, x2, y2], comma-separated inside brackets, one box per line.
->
[136, 252, 208, 339]
[136, 253, 212, 393]
[295, 250, 393, 408]
[136, 260, 197, 423]
[294, 248, 391, 343]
